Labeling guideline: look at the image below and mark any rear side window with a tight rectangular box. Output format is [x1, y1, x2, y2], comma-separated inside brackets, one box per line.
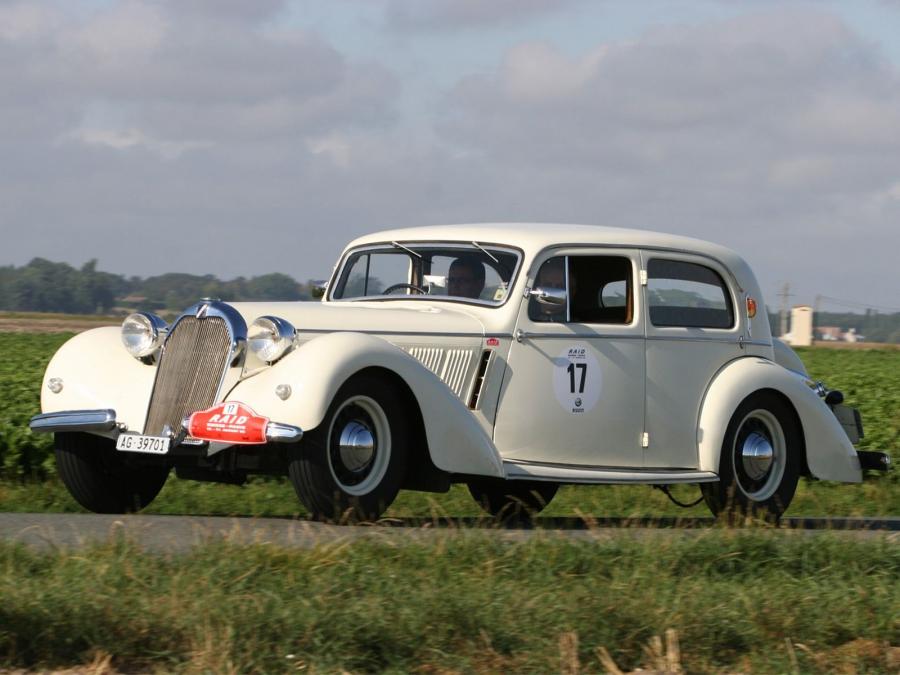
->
[647, 259, 734, 329]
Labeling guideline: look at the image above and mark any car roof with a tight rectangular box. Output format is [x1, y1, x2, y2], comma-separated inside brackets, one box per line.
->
[346, 222, 753, 287]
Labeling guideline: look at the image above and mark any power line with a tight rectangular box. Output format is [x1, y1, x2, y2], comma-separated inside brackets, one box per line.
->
[817, 295, 900, 313]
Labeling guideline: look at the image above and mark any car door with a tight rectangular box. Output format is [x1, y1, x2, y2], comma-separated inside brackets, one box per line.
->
[493, 248, 646, 468]
[641, 251, 745, 469]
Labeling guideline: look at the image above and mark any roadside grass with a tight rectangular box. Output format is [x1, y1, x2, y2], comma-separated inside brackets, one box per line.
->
[1, 532, 897, 673]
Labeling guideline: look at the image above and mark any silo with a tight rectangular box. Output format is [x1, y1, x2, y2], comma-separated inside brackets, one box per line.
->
[790, 305, 814, 346]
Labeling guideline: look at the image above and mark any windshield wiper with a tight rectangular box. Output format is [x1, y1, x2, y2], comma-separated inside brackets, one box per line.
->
[391, 241, 422, 258]
[472, 241, 499, 264]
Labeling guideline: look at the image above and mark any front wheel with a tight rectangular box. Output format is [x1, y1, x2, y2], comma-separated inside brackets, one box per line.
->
[55, 432, 169, 513]
[701, 391, 801, 522]
[468, 479, 558, 521]
[288, 374, 408, 521]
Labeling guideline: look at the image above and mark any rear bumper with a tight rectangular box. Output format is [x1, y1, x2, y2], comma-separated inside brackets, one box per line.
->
[857, 450, 892, 473]
[30, 408, 303, 444]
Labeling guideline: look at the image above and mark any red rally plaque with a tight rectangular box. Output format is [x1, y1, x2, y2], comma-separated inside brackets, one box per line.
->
[187, 401, 269, 444]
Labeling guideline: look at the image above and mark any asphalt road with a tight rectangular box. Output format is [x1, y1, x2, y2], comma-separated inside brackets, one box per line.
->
[0, 513, 897, 552]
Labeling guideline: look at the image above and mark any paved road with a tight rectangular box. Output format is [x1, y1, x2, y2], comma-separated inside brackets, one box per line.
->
[1, 513, 897, 552]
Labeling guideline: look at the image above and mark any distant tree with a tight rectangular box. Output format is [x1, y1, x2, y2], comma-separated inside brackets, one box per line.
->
[243, 273, 304, 301]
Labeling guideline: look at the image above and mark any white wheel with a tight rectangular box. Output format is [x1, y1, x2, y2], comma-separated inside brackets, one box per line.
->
[731, 408, 787, 502]
[288, 374, 408, 521]
[702, 391, 801, 521]
[326, 395, 392, 496]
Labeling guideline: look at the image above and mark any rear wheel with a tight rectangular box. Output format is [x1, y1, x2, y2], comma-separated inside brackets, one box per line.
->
[701, 391, 801, 522]
[288, 374, 408, 521]
[468, 479, 558, 521]
[55, 432, 169, 513]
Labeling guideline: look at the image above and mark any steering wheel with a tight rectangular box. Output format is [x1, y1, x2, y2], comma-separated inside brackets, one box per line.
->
[383, 283, 428, 295]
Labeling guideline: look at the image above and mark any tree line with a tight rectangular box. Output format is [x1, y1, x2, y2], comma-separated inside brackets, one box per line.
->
[1, 258, 897, 342]
[0, 258, 312, 315]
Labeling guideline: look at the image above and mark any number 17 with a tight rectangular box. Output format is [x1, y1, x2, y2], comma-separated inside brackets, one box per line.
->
[567, 362, 587, 394]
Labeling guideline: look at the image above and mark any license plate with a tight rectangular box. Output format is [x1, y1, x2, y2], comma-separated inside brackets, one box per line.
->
[116, 433, 170, 455]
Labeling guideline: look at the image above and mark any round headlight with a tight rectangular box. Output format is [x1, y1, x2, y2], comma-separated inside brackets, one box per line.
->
[248, 316, 296, 363]
[121, 312, 167, 358]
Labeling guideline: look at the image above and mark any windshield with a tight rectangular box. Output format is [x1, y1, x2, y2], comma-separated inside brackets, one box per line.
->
[331, 242, 521, 305]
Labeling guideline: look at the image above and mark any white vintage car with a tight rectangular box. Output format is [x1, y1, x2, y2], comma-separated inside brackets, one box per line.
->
[30, 224, 889, 520]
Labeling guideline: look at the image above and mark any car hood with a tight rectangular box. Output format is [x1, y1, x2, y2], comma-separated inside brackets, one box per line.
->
[226, 300, 487, 338]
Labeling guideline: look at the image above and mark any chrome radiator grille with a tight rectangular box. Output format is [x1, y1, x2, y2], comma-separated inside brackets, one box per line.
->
[143, 316, 232, 436]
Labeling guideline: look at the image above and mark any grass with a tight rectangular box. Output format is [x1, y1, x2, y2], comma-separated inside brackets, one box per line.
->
[1, 532, 897, 673]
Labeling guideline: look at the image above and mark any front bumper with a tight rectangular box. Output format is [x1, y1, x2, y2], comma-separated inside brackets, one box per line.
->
[29, 409, 303, 444]
[30, 409, 117, 434]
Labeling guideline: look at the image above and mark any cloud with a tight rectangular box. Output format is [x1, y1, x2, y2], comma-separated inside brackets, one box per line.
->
[382, 0, 585, 30]
[0, 0, 397, 145]
[429, 10, 900, 304]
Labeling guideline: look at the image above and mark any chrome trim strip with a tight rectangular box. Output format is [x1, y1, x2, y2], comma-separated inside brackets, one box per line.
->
[646, 335, 771, 346]
[30, 409, 117, 434]
[516, 332, 644, 340]
[298, 329, 501, 339]
[503, 459, 719, 484]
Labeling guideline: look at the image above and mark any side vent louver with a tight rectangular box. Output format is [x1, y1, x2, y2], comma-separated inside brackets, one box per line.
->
[468, 350, 493, 409]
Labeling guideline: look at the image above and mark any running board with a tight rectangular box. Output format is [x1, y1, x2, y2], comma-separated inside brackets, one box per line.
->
[503, 460, 719, 485]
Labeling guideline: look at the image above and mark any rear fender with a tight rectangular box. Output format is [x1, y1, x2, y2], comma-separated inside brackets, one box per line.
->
[227, 332, 504, 478]
[698, 357, 861, 483]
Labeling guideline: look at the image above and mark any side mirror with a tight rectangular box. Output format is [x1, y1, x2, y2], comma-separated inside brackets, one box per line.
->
[310, 280, 328, 299]
[529, 287, 567, 306]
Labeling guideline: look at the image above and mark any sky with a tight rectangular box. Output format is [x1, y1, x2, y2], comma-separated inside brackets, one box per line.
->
[1, 0, 899, 311]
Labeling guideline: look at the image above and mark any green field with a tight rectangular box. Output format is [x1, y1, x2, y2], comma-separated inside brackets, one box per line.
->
[0, 333, 897, 517]
[2, 533, 898, 673]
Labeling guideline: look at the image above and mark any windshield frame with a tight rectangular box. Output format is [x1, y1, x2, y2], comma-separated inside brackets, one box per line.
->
[328, 240, 524, 308]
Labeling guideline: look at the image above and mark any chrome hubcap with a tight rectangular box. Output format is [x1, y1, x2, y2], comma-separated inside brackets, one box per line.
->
[732, 409, 786, 501]
[741, 431, 774, 480]
[338, 421, 375, 472]
[326, 395, 391, 496]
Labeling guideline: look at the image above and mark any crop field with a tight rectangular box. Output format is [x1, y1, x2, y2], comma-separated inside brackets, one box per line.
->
[0, 332, 897, 518]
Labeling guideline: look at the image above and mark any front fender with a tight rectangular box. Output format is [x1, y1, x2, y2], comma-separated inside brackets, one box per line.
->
[698, 357, 861, 483]
[39, 327, 157, 434]
[227, 332, 504, 478]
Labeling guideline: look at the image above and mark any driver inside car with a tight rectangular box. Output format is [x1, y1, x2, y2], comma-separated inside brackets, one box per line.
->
[447, 256, 486, 299]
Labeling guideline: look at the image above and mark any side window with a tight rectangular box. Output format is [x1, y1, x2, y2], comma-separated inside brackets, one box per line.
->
[647, 259, 734, 328]
[570, 256, 632, 324]
[528, 255, 633, 324]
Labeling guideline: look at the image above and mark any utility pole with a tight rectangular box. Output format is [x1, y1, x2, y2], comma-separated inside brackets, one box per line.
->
[813, 294, 822, 344]
[778, 282, 792, 338]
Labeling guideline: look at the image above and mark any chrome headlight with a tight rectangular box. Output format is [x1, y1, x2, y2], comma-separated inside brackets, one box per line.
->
[121, 312, 167, 358]
[248, 316, 296, 363]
